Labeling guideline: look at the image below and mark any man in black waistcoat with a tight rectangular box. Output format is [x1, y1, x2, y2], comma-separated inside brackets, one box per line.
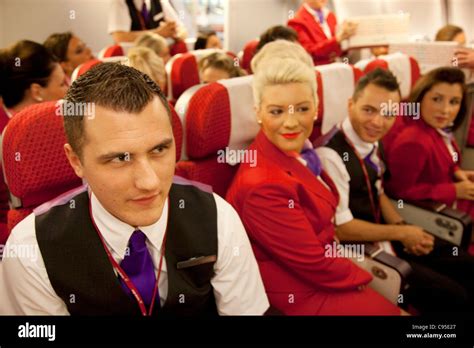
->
[0, 63, 269, 316]
[316, 68, 474, 313]
[108, 0, 187, 44]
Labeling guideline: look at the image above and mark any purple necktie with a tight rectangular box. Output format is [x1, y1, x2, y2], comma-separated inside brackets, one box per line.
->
[120, 229, 157, 307]
[301, 147, 322, 176]
[315, 9, 325, 24]
[364, 146, 380, 174]
[141, 1, 150, 22]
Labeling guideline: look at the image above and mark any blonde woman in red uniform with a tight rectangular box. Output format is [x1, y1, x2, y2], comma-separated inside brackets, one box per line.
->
[226, 42, 402, 315]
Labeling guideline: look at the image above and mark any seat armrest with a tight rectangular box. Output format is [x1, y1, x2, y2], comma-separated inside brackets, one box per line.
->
[390, 198, 472, 249]
[363, 243, 412, 280]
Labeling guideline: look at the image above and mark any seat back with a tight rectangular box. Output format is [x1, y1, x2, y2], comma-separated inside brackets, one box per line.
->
[174, 75, 259, 197]
[1, 102, 83, 231]
[362, 52, 421, 99]
[71, 57, 128, 82]
[71, 58, 102, 82]
[165, 49, 236, 101]
[240, 39, 259, 73]
[312, 63, 363, 138]
[98, 44, 124, 58]
[98, 42, 134, 59]
[169, 40, 188, 56]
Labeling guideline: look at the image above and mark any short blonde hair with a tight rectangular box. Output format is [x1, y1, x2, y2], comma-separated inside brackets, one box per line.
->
[127, 46, 166, 89]
[252, 43, 317, 108]
[251, 40, 314, 73]
[135, 32, 168, 57]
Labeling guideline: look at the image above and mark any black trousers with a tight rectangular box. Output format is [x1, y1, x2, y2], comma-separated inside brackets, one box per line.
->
[392, 238, 474, 313]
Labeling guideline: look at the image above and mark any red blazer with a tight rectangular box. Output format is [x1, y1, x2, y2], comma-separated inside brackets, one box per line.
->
[288, 5, 342, 65]
[385, 120, 459, 205]
[226, 131, 399, 315]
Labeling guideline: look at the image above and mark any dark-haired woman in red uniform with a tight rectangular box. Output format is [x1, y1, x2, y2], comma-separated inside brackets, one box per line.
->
[385, 67, 474, 259]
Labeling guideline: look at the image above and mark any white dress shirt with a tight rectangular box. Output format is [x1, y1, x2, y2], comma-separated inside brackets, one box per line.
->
[436, 128, 457, 163]
[0, 189, 269, 315]
[108, 0, 185, 36]
[303, 4, 333, 39]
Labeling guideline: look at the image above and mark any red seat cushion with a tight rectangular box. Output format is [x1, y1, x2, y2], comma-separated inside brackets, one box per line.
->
[71, 58, 102, 82]
[175, 75, 258, 196]
[169, 53, 200, 101]
[170, 104, 183, 162]
[170, 40, 188, 56]
[2, 101, 83, 231]
[186, 83, 231, 159]
[100, 45, 125, 58]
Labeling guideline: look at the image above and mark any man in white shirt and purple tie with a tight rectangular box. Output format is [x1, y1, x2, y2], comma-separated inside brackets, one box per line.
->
[0, 63, 269, 316]
[108, 0, 186, 44]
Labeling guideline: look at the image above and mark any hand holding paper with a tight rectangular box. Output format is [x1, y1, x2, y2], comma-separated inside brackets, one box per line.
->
[455, 48, 474, 69]
[336, 21, 358, 43]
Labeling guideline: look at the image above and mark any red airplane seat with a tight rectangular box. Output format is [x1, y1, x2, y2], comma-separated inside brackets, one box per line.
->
[362, 52, 421, 99]
[1, 102, 83, 233]
[169, 104, 183, 162]
[71, 59, 102, 82]
[165, 49, 238, 101]
[175, 75, 259, 197]
[98, 44, 125, 58]
[99, 42, 137, 59]
[99, 41, 186, 58]
[170, 40, 188, 56]
[71, 57, 129, 83]
[241, 39, 259, 73]
[310, 63, 364, 141]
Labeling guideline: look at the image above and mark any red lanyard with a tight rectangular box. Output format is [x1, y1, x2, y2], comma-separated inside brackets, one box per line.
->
[340, 129, 381, 223]
[88, 193, 167, 316]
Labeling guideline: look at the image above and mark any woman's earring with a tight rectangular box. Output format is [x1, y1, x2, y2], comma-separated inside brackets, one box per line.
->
[313, 115, 318, 121]
[36, 96, 44, 102]
[257, 119, 262, 124]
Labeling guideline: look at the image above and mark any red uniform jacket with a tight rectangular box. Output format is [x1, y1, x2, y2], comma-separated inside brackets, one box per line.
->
[226, 131, 399, 315]
[385, 119, 459, 205]
[287, 5, 342, 66]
